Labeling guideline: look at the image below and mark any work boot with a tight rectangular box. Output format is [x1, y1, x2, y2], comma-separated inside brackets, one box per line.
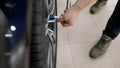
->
[90, 0, 108, 14]
[89, 34, 112, 59]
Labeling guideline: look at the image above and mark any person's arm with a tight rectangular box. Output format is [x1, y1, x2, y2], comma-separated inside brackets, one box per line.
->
[73, 0, 95, 11]
[58, 0, 95, 27]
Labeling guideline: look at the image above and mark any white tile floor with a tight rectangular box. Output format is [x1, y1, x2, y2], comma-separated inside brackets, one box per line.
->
[57, 0, 120, 68]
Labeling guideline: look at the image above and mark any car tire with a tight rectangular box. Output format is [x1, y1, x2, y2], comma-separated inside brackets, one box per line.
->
[30, 0, 57, 68]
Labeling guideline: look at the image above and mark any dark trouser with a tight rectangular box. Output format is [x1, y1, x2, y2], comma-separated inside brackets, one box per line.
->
[103, 0, 120, 39]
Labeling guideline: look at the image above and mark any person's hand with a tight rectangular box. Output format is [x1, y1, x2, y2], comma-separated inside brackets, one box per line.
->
[58, 6, 80, 27]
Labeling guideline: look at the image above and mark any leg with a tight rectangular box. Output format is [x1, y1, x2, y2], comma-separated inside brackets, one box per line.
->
[90, 0, 108, 14]
[103, 0, 120, 39]
[89, 0, 120, 59]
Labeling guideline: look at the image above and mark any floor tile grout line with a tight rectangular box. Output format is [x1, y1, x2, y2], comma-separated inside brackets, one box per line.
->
[69, 40, 97, 45]
[108, 49, 117, 68]
[57, 28, 70, 46]
[58, 43, 70, 46]
[66, 28, 72, 44]
[69, 45, 77, 68]
[56, 45, 72, 68]
[57, 45, 76, 68]
[64, 13, 88, 44]
[92, 17, 103, 37]
[57, 44, 71, 47]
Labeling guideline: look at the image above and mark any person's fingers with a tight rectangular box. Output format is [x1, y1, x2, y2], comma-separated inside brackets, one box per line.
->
[64, 10, 67, 13]
[61, 23, 73, 27]
[57, 16, 65, 23]
[64, 9, 70, 13]
[61, 14, 69, 22]
[57, 14, 67, 22]
[63, 20, 74, 27]
[57, 14, 63, 22]
[62, 19, 69, 24]
[61, 19, 72, 27]
[61, 14, 64, 16]
[61, 23, 70, 27]
[57, 17, 63, 22]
